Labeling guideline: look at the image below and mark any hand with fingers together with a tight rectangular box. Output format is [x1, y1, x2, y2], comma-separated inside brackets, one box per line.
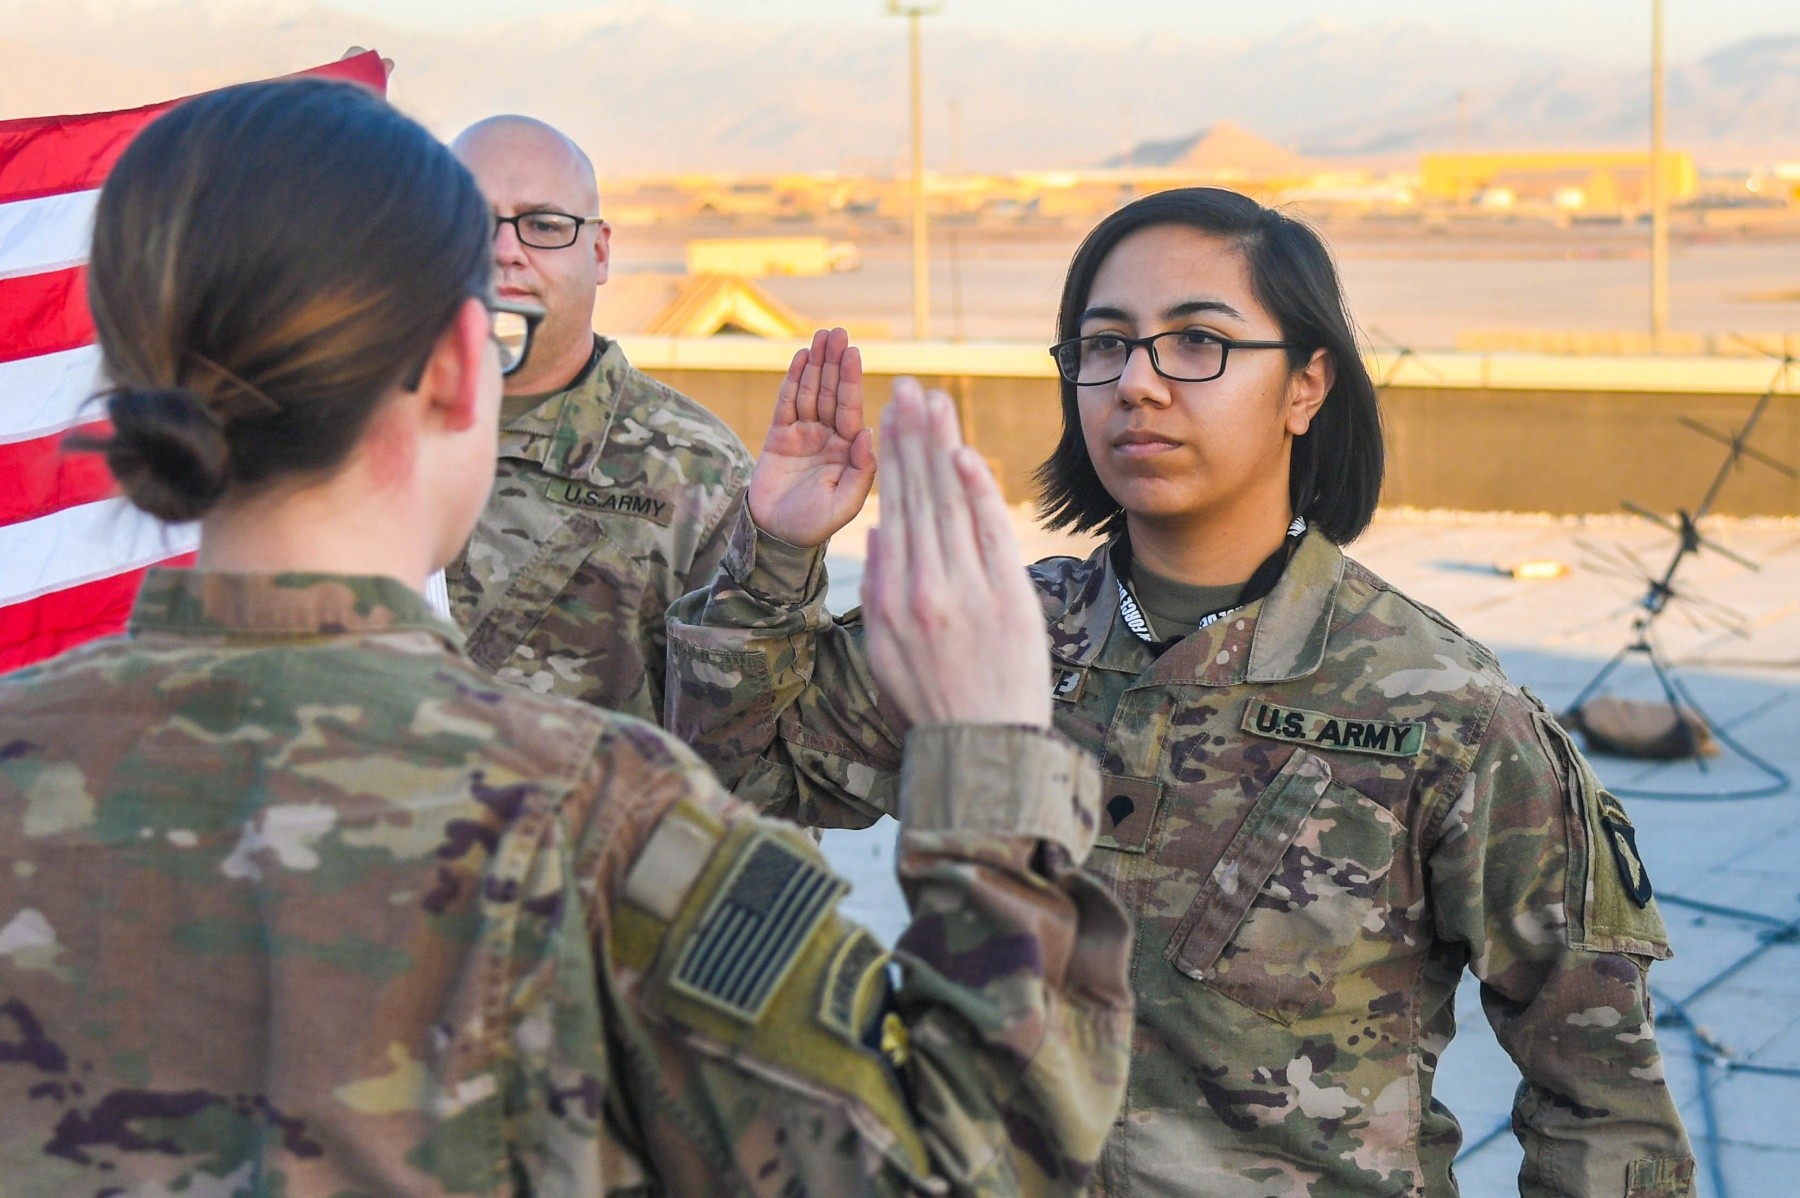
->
[748, 327, 876, 548]
[860, 379, 1053, 730]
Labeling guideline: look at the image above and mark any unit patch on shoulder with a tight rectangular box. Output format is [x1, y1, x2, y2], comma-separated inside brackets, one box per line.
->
[1601, 809, 1654, 908]
[543, 480, 675, 526]
[818, 926, 891, 1045]
[668, 832, 847, 1023]
[1243, 700, 1425, 758]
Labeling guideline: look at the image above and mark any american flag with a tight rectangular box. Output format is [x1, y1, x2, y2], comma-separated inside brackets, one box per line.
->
[0, 51, 389, 673]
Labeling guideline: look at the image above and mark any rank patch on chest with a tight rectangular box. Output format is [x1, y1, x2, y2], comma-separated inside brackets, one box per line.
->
[1095, 774, 1162, 853]
[1242, 700, 1425, 758]
[543, 481, 675, 526]
[668, 833, 846, 1023]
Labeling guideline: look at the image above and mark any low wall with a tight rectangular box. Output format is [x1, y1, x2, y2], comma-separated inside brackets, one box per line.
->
[617, 337, 1800, 516]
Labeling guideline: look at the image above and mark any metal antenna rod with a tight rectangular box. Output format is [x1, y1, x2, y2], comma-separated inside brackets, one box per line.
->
[1567, 357, 1797, 799]
[1623, 359, 1791, 611]
[1692, 367, 1787, 521]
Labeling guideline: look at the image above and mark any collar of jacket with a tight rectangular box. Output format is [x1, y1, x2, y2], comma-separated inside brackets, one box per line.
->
[1047, 528, 1343, 686]
[127, 569, 465, 651]
[496, 334, 630, 481]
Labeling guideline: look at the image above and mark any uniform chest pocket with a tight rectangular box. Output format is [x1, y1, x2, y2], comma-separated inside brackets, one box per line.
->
[1165, 748, 1404, 1024]
[464, 509, 649, 681]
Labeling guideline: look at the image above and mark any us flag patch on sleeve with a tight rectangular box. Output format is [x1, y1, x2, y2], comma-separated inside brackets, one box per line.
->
[669, 832, 847, 1023]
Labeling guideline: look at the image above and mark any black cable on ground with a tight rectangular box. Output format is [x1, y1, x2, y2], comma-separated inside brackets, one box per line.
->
[1654, 988, 1732, 1198]
[1608, 667, 1793, 802]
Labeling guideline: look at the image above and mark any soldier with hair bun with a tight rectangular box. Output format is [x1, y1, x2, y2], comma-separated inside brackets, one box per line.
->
[669, 188, 1697, 1197]
[0, 77, 1133, 1196]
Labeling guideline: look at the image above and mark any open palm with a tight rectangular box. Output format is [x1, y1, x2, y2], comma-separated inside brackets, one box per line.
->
[748, 327, 876, 548]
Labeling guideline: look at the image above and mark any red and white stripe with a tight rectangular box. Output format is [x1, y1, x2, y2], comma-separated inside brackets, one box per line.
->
[0, 52, 388, 672]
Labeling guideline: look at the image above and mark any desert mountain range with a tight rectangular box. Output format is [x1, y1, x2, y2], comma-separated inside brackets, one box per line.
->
[1, 0, 1795, 173]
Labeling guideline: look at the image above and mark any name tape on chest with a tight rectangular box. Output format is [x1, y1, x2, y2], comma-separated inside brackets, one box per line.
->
[1052, 665, 1086, 703]
[1243, 701, 1425, 758]
[544, 481, 675, 527]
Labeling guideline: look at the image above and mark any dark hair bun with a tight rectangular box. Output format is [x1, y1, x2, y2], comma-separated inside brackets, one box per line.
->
[85, 80, 491, 506]
[103, 387, 230, 522]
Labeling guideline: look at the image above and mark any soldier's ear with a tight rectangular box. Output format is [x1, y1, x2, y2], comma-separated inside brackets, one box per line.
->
[414, 297, 490, 434]
[1285, 348, 1333, 437]
[593, 221, 612, 288]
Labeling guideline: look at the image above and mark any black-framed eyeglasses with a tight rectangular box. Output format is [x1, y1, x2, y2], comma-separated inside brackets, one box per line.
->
[1049, 330, 1300, 386]
[486, 296, 545, 377]
[399, 296, 545, 390]
[492, 210, 604, 250]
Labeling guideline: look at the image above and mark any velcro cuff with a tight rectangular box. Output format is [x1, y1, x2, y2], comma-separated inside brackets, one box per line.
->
[1626, 1156, 1695, 1198]
[721, 497, 828, 605]
[899, 724, 1100, 860]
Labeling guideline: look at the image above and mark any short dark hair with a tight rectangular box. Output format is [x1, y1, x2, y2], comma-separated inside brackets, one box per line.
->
[80, 77, 491, 522]
[1035, 187, 1383, 544]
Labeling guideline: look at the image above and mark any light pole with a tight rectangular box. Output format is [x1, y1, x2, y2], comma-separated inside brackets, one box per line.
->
[888, 1, 941, 340]
[1649, 0, 1669, 348]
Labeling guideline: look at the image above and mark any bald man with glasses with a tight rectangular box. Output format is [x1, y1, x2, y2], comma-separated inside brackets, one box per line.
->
[446, 116, 753, 722]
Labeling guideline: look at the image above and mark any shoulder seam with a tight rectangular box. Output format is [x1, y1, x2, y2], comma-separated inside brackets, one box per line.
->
[620, 366, 752, 457]
[1338, 556, 1507, 680]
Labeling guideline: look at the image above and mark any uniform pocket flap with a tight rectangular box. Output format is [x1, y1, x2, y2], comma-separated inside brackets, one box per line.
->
[1166, 748, 1334, 978]
[463, 511, 646, 674]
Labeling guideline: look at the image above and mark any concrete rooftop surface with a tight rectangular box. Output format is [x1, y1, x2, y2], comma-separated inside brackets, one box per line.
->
[814, 502, 1800, 1198]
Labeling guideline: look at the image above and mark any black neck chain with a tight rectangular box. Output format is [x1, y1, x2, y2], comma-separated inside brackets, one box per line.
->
[1111, 516, 1307, 650]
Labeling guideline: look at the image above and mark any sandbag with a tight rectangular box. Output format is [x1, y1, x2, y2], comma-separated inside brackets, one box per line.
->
[1565, 696, 1718, 761]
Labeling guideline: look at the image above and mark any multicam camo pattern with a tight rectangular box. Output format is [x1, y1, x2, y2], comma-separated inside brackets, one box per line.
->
[0, 570, 1132, 1196]
[447, 335, 753, 722]
[666, 505, 1697, 1198]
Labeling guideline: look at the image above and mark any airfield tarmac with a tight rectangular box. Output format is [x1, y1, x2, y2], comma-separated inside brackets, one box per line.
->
[610, 219, 1800, 349]
[813, 503, 1800, 1198]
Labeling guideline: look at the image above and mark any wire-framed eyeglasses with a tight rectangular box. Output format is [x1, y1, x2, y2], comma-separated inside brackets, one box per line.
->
[1049, 330, 1300, 386]
[487, 297, 545, 377]
[493, 211, 604, 250]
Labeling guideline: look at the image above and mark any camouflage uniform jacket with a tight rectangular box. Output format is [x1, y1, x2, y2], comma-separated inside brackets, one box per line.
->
[447, 335, 753, 721]
[0, 570, 1134, 1197]
[666, 505, 1696, 1198]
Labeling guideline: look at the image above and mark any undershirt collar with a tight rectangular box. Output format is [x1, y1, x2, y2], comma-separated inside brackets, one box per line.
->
[1111, 516, 1308, 652]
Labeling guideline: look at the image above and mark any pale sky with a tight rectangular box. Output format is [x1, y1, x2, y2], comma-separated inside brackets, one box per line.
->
[327, 0, 1798, 67]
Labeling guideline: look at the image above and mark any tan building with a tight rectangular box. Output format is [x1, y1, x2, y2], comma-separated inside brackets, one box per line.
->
[593, 273, 813, 338]
[1421, 150, 1698, 211]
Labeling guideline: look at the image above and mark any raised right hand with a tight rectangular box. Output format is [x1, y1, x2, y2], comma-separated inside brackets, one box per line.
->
[861, 379, 1052, 730]
[747, 327, 876, 548]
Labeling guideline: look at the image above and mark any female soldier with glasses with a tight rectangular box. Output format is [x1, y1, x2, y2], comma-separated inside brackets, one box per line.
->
[669, 187, 1695, 1197]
